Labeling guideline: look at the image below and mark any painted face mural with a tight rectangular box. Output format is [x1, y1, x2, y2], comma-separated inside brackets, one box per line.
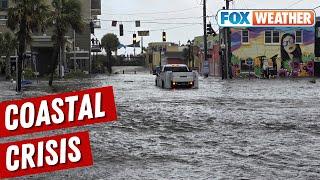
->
[282, 35, 295, 53]
[280, 33, 302, 64]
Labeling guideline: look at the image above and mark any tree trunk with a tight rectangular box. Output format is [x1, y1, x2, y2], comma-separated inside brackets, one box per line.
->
[17, 20, 27, 92]
[107, 49, 112, 74]
[49, 46, 59, 86]
[17, 49, 23, 92]
[5, 53, 11, 80]
[62, 43, 67, 75]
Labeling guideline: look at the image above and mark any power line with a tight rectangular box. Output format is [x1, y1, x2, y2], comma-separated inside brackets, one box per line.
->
[99, 16, 202, 22]
[240, 0, 249, 9]
[98, 24, 202, 33]
[196, 0, 203, 5]
[315, 5, 320, 10]
[137, 22, 202, 25]
[231, 0, 235, 9]
[102, 6, 201, 16]
[100, 19, 201, 25]
[286, 0, 304, 8]
[160, 24, 202, 31]
[142, 16, 203, 21]
[99, 16, 205, 24]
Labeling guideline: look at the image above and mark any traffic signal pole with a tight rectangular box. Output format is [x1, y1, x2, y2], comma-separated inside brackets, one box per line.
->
[226, 0, 232, 79]
[203, 0, 209, 76]
[141, 36, 144, 54]
[133, 33, 137, 56]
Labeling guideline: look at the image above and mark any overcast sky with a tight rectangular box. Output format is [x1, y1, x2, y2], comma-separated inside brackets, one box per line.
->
[95, 0, 320, 55]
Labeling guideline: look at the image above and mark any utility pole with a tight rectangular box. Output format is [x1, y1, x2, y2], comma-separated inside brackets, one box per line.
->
[203, 0, 209, 76]
[225, 0, 232, 79]
[222, 7, 228, 80]
[141, 36, 144, 54]
[192, 43, 195, 68]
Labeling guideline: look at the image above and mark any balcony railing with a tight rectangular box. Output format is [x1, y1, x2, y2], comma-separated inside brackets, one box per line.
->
[91, 0, 101, 15]
[0, 18, 7, 25]
[93, 19, 101, 28]
[91, 45, 102, 52]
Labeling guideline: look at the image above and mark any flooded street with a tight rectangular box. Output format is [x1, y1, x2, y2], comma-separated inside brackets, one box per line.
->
[2, 67, 320, 179]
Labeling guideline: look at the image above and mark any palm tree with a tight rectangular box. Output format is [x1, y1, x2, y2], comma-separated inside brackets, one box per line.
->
[0, 32, 17, 80]
[49, 0, 84, 86]
[7, 0, 49, 92]
[101, 33, 120, 73]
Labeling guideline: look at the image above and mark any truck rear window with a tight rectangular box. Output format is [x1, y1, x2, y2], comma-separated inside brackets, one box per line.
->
[164, 66, 189, 72]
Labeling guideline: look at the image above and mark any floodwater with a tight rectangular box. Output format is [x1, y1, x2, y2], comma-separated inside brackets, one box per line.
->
[1, 66, 320, 179]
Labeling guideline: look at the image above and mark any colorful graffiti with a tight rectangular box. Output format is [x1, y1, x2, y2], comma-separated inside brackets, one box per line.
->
[231, 27, 315, 78]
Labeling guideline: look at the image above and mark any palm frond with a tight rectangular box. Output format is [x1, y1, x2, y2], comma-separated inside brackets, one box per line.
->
[51, 0, 85, 46]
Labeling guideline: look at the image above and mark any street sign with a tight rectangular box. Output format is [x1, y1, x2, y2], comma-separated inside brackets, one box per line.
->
[203, 61, 210, 75]
[138, 31, 150, 36]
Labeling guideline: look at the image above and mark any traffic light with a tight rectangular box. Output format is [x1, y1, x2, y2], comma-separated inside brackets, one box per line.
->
[135, 20, 141, 27]
[207, 24, 212, 34]
[207, 23, 217, 36]
[90, 21, 94, 34]
[162, 32, 166, 42]
[119, 24, 124, 36]
[133, 33, 137, 44]
[111, 20, 117, 27]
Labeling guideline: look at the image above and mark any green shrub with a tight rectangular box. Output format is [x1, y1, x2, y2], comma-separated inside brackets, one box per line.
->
[65, 70, 89, 79]
[23, 68, 35, 79]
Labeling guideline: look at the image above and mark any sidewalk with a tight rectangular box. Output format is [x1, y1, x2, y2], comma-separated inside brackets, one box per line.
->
[0, 79, 50, 101]
[0, 80, 19, 101]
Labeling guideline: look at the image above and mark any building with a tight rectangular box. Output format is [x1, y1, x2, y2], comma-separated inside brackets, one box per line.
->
[161, 51, 186, 65]
[315, 17, 320, 77]
[193, 35, 220, 76]
[146, 42, 178, 71]
[229, 26, 316, 78]
[146, 42, 193, 73]
[0, 0, 101, 76]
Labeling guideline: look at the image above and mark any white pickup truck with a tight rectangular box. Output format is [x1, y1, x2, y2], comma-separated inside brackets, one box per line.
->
[154, 64, 199, 89]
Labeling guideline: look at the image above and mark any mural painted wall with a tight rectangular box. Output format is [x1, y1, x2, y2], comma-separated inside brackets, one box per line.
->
[231, 27, 315, 78]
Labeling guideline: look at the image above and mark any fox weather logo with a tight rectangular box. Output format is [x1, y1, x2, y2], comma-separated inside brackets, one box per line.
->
[217, 9, 315, 27]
